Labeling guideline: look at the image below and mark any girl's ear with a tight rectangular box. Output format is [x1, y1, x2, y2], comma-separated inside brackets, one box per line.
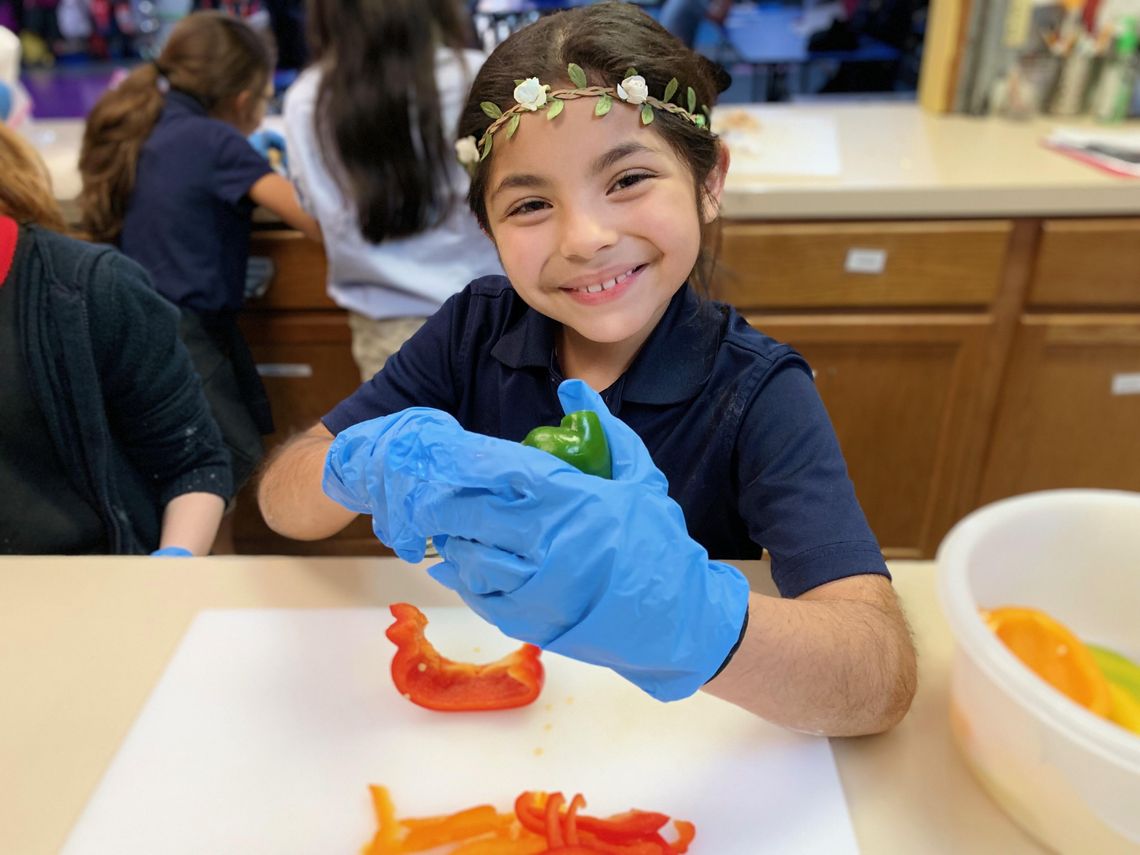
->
[700, 142, 730, 224]
[233, 88, 253, 116]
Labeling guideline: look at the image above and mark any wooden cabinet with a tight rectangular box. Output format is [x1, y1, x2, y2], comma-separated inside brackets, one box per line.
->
[980, 323, 1140, 504]
[718, 220, 1010, 309]
[1029, 220, 1140, 309]
[717, 218, 1019, 557]
[231, 230, 390, 555]
[980, 219, 1140, 504]
[752, 316, 993, 558]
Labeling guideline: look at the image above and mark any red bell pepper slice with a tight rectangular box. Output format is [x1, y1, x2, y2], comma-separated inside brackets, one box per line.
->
[515, 793, 670, 843]
[386, 603, 544, 712]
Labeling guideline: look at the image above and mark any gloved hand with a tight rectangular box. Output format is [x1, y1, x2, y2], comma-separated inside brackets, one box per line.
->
[416, 380, 752, 702]
[151, 546, 193, 557]
[0, 81, 12, 123]
[247, 128, 288, 171]
[323, 407, 523, 563]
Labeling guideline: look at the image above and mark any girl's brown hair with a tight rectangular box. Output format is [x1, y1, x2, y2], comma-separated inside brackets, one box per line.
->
[306, 0, 476, 243]
[0, 121, 67, 232]
[78, 11, 274, 242]
[457, 2, 730, 292]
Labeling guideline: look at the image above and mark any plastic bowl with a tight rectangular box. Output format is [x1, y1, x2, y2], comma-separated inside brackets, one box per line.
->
[936, 490, 1140, 854]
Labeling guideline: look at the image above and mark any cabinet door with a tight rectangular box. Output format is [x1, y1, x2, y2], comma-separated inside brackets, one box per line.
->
[718, 221, 1011, 309]
[979, 316, 1140, 504]
[753, 315, 994, 559]
[233, 312, 390, 555]
[1029, 220, 1140, 310]
[247, 230, 336, 310]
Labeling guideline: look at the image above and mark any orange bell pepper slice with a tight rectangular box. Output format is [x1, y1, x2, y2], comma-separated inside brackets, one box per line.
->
[399, 805, 514, 850]
[982, 606, 1112, 717]
[363, 786, 695, 855]
[363, 785, 401, 854]
[386, 603, 544, 712]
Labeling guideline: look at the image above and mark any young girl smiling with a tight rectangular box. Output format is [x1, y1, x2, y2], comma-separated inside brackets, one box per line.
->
[259, 2, 916, 735]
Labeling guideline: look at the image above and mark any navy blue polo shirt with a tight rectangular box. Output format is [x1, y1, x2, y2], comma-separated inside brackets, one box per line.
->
[324, 277, 889, 598]
[120, 89, 272, 313]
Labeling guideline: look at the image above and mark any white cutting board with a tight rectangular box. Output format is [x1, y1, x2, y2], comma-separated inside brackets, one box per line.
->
[62, 609, 859, 854]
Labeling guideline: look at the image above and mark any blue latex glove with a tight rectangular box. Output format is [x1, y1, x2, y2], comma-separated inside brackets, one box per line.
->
[415, 380, 752, 702]
[0, 82, 12, 123]
[322, 407, 521, 563]
[151, 546, 193, 557]
[247, 128, 287, 170]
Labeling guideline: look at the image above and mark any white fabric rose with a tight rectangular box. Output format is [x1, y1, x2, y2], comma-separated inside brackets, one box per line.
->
[513, 77, 548, 111]
[455, 135, 479, 165]
[616, 75, 649, 105]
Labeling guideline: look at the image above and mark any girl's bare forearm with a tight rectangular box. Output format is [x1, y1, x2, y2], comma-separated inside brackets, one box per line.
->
[257, 424, 357, 540]
[158, 491, 226, 555]
[704, 576, 917, 737]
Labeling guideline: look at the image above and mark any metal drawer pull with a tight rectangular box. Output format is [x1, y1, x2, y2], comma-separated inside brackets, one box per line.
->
[844, 248, 887, 275]
[1111, 373, 1140, 396]
[257, 363, 314, 378]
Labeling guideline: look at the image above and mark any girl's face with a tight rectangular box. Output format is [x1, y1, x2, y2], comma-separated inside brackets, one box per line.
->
[484, 97, 726, 360]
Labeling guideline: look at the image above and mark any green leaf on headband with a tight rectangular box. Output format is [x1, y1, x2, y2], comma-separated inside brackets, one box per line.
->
[480, 135, 492, 161]
[640, 103, 654, 125]
[547, 98, 565, 120]
[625, 67, 638, 79]
[505, 113, 521, 139]
[595, 93, 613, 116]
[480, 101, 502, 119]
[686, 86, 696, 113]
[515, 79, 525, 86]
[567, 63, 588, 89]
[694, 114, 706, 128]
[664, 78, 679, 103]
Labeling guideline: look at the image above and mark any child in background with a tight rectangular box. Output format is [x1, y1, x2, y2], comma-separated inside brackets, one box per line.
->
[258, 3, 916, 735]
[0, 122, 230, 555]
[78, 11, 320, 496]
[282, 0, 500, 382]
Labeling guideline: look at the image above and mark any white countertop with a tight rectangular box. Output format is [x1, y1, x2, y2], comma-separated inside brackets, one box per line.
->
[25, 103, 1140, 222]
[716, 103, 1140, 219]
[0, 556, 1048, 854]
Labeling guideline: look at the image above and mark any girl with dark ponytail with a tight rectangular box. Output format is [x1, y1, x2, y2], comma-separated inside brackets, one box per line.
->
[79, 11, 320, 495]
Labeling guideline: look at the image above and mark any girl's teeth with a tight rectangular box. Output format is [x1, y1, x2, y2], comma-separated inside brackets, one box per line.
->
[581, 269, 633, 293]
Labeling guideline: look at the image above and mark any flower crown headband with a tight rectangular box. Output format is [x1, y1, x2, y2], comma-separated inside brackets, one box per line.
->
[455, 63, 710, 171]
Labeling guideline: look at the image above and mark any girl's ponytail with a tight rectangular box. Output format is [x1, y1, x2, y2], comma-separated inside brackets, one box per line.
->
[78, 11, 272, 242]
[78, 63, 165, 242]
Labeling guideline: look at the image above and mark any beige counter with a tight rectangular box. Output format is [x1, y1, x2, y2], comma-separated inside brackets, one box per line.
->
[716, 103, 1139, 219]
[0, 556, 1045, 854]
[28, 103, 1139, 224]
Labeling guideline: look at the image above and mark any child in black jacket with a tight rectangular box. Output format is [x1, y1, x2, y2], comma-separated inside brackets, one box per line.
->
[0, 122, 232, 555]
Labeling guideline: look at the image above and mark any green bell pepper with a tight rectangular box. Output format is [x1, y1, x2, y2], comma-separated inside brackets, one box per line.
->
[522, 410, 612, 479]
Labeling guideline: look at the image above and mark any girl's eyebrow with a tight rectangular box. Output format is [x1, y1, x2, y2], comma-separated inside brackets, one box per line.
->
[490, 173, 547, 202]
[590, 141, 654, 175]
[490, 141, 656, 203]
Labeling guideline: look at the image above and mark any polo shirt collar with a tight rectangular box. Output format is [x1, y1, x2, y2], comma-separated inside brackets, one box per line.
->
[165, 88, 210, 116]
[491, 283, 722, 405]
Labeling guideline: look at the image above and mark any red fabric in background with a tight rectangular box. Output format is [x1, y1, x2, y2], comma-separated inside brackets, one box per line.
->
[0, 215, 18, 285]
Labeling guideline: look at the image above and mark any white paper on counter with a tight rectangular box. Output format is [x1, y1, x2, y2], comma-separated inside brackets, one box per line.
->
[719, 109, 842, 178]
[62, 608, 859, 855]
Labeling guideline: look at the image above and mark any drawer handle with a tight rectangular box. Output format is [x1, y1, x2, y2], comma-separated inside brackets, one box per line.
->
[844, 248, 887, 275]
[1111, 373, 1140, 396]
[257, 363, 314, 378]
